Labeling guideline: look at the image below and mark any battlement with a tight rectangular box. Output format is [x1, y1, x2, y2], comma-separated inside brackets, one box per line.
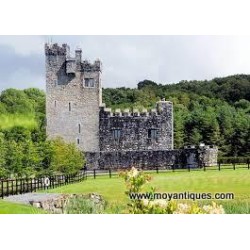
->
[100, 101, 172, 118]
[82, 59, 102, 72]
[45, 43, 68, 56]
[45, 43, 102, 73]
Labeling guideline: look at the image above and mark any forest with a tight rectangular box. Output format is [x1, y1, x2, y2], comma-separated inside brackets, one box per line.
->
[0, 88, 84, 178]
[0, 74, 249, 178]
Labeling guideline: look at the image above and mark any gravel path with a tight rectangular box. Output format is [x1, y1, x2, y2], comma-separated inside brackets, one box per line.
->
[4, 193, 63, 205]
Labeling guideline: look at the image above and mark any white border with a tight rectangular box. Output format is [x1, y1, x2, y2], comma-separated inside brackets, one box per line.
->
[0, 0, 250, 35]
[1, 0, 250, 249]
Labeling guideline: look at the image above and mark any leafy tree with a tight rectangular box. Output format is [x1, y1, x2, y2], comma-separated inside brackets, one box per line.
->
[0, 133, 7, 178]
[137, 80, 158, 90]
[50, 137, 85, 175]
[0, 88, 34, 114]
[5, 140, 24, 178]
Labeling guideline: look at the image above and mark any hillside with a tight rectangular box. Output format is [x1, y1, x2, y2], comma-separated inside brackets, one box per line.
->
[0, 74, 249, 175]
[103, 75, 250, 157]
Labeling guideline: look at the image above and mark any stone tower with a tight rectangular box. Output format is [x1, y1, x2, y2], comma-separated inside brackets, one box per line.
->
[45, 43, 102, 152]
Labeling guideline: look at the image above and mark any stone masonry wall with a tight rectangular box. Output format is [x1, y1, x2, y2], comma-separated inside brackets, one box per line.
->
[99, 100, 173, 151]
[45, 43, 102, 152]
[85, 149, 200, 169]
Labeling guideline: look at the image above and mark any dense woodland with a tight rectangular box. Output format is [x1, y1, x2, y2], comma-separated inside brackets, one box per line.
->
[0, 74, 249, 178]
[0, 88, 84, 178]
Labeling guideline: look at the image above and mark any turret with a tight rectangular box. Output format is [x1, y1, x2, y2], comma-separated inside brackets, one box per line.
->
[156, 98, 173, 114]
[75, 48, 82, 70]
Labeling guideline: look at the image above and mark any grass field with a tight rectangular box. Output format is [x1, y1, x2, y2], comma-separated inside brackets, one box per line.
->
[0, 200, 46, 214]
[1, 168, 250, 213]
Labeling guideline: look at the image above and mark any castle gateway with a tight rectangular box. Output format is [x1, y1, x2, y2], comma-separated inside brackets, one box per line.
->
[45, 43, 217, 169]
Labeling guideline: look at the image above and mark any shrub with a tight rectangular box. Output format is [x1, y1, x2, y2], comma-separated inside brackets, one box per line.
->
[64, 195, 105, 214]
[120, 167, 225, 214]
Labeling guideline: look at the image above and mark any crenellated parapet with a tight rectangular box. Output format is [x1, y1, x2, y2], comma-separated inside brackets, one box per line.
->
[45, 43, 68, 56]
[45, 43, 102, 74]
[99, 101, 172, 118]
[82, 59, 102, 72]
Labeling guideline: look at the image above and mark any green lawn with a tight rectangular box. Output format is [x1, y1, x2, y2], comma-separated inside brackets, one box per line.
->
[1, 168, 250, 214]
[44, 168, 250, 213]
[0, 200, 46, 214]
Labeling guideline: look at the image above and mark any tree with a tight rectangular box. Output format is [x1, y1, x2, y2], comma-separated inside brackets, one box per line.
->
[5, 140, 24, 178]
[137, 80, 158, 90]
[0, 88, 34, 114]
[50, 137, 85, 175]
[0, 133, 7, 178]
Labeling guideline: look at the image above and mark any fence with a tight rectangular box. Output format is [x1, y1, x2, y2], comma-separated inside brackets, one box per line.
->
[0, 171, 87, 199]
[1, 160, 250, 198]
[84, 160, 250, 178]
[154, 160, 250, 173]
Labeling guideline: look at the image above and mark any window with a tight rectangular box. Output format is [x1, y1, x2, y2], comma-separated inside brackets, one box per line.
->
[69, 102, 71, 111]
[77, 139, 80, 144]
[84, 78, 95, 87]
[78, 124, 81, 133]
[112, 129, 121, 140]
[148, 129, 158, 139]
[54, 101, 57, 107]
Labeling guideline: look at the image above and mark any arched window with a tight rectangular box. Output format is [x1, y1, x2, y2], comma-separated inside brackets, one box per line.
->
[77, 138, 80, 144]
[69, 102, 71, 111]
[54, 101, 57, 107]
[78, 124, 81, 133]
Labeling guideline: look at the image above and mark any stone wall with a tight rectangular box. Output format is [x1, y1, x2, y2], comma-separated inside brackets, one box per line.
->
[85, 147, 218, 169]
[99, 100, 173, 151]
[200, 146, 218, 167]
[85, 149, 199, 169]
[45, 43, 102, 152]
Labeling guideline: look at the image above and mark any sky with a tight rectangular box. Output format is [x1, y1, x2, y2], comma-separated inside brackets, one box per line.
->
[1, 35, 250, 91]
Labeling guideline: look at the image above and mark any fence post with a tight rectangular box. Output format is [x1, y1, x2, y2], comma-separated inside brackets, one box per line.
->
[109, 169, 112, 178]
[172, 164, 175, 172]
[218, 162, 221, 171]
[6, 180, 9, 197]
[248, 159, 250, 170]
[12, 180, 14, 195]
[30, 178, 33, 193]
[20, 179, 22, 194]
[203, 164, 206, 171]
[43, 177, 46, 190]
[188, 164, 190, 172]
[233, 161, 236, 170]
[94, 169, 96, 179]
[156, 167, 159, 174]
[16, 179, 18, 195]
[1, 181, 3, 199]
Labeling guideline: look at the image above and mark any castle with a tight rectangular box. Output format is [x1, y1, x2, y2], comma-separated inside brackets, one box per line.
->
[45, 43, 218, 169]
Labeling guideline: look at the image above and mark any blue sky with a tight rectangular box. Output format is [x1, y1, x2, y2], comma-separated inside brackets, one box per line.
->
[1, 35, 250, 91]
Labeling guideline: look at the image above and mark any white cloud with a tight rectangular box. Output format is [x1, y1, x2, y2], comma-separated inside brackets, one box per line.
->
[0, 35, 45, 56]
[4, 68, 44, 91]
[1, 35, 250, 91]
